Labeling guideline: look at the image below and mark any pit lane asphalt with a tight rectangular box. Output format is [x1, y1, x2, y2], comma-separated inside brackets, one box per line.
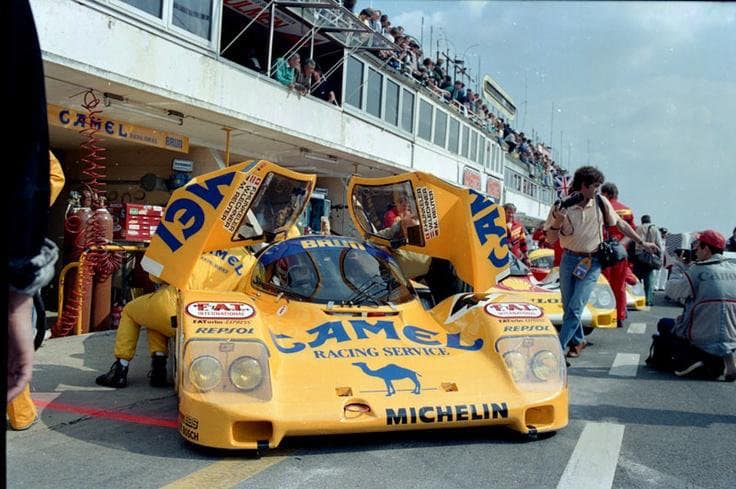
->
[7, 292, 735, 489]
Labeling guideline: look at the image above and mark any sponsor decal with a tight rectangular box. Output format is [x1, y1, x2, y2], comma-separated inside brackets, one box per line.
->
[468, 189, 509, 268]
[180, 413, 199, 441]
[48, 104, 189, 153]
[186, 302, 256, 319]
[221, 175, 261, 232]
[502, 325, 551, 332]
[484, 302, 543, 319]
[462, 166, 482, 191]
[270, 320, 483, 356]
[385, 402, 509, 426]
[156, 170, 237, 252]
[276, 304, 288, 316]
[486, 177, 502, 201]
[353, 362, 421, 396]
[195, 327, 254, 335]
[415, 186, 440, 240]
[300, 239, 365, 249]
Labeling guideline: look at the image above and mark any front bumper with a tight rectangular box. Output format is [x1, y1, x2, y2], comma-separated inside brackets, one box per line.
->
[178, 387, 569, 449]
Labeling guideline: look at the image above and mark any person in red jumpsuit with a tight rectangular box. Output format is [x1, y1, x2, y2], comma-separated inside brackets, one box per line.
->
[600, 182, 636, 327]
[503, 203, 529, 265]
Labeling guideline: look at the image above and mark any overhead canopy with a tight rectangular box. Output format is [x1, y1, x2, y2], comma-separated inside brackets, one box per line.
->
[279, 0, 397, 51]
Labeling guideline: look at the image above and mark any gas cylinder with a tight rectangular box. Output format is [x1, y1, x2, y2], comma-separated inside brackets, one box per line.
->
[90, 205, 114, 331]
[59, 190, 93, 335]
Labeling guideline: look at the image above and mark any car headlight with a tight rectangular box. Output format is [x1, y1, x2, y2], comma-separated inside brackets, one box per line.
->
[503, 351, 527, 382]
[590, 284, 614, 309]
[531, 350, 559, 381]
[229, 356, 263, 391]
[189, 355, 223, 391]
[496, 335, 566, 392]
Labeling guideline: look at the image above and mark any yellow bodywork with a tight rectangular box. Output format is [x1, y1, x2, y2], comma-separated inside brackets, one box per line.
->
[489, 268, 617, 330]
[144, 161, 568, 450]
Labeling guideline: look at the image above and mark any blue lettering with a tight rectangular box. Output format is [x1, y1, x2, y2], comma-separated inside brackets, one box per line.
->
[469, 189, 493, 215]
[446, 332, 484, 351]
[307, 321, 350, 348]
[186, 172, 236, 210]
[59, 110, 70, 125]
[212, 250, 228, 259]
[73, 114, 86, 128]
[104, 121, 114, 135]
[164, 198, 205, 240]
[90, 117, 102, 130]
[227, 256, 238, 266]
[270, 332, 305, 354]
[350, 320, 399, 340]
[488, 240, 509, 267]
[473, 208, 506, 246]
[403, 325, 441, 346]
[154, 223, 182, 252]
[118, 124, 128, 138]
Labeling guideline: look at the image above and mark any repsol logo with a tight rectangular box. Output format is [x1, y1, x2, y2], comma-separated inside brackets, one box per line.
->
[195, 327, 254, 335]
[270, 320, 483, 355]
[468, 189, 509, 268]
[385, 402, 508, 425]
[155, 171, 237, 252]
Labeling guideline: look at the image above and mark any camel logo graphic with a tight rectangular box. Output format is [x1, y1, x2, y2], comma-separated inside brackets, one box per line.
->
[352, 362, 422, 396]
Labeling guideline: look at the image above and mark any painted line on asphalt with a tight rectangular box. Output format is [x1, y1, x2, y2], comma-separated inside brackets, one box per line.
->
[556, 422, 625, 489]
[609, 353, 640, 377]
[162, 451, 294, 489]
[627, 322, 647, 334]
[33, 399, 178, 428]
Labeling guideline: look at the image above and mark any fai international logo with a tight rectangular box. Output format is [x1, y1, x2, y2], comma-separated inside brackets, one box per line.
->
[484, 302, 543, 319]
[186, 302, 256, 319]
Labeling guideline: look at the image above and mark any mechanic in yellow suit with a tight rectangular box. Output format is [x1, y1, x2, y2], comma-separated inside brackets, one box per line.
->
[8, 151, 65, 430]
[95, 225, 302, 388]
[95, 247, 256, 388]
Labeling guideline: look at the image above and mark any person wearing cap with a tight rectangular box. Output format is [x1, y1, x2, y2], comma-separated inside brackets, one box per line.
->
[659, 229, 736, 381]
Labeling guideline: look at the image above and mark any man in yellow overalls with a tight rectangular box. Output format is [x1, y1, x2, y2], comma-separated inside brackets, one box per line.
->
[8, 151, 65, 430]
[95, 247, 256, 388]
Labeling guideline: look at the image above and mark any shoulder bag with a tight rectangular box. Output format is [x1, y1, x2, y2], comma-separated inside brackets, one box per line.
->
[595, 195, 627, 268]
[635, 225, 663, 270]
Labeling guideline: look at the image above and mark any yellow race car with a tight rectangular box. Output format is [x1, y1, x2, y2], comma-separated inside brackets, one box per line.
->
[490, 257, 617, 335]
[142, 160, 568, 451]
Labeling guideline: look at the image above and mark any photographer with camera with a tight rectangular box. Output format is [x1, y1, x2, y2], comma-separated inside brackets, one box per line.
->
[653, 230, 736, 381]
[544, 166, 659, 359]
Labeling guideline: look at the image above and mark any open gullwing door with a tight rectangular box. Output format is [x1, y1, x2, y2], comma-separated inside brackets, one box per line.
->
[141, 160, 316, 289]
[347, 171, 510, 291]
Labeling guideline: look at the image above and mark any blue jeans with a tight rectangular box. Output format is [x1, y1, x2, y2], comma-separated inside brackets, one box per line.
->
[559, 251, 602, 349]
[642, 269, 655, 306]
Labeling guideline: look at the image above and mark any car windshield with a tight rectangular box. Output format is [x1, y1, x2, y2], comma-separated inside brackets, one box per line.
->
[508, 253, 531, 277]
[251, 236, 414, 305]
[531, 254, 554, 269]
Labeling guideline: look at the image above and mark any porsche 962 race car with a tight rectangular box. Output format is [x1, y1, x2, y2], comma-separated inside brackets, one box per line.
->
[141, 160, 569, 450]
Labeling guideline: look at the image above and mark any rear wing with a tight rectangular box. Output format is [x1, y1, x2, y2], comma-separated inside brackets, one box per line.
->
[141, 160, 316, 289]
[347, 172, 510, 291]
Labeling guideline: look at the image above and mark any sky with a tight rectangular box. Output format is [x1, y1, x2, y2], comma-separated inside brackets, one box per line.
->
[365, 1, 735, 235]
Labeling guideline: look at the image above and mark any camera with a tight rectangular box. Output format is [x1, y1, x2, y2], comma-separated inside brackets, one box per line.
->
[557, 192, 585, 209]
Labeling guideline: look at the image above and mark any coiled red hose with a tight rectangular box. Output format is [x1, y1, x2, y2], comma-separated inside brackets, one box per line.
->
[54, 90, 121, 336]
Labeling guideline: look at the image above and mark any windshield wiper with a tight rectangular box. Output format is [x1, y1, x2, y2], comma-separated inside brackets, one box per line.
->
[347, 276, 390, 306]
